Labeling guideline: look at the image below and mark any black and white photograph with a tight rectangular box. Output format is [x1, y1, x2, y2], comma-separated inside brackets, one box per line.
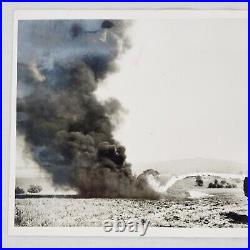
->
[9, 9, 247, 237]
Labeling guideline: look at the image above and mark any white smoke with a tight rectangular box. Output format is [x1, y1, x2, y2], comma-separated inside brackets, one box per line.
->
[147, 172, 245, 194]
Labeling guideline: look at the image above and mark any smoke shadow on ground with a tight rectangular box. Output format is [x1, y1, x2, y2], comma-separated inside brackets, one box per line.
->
[15, 194, 82, 199]
[221, 212, 248, 224]
[15, 194, 159, 200]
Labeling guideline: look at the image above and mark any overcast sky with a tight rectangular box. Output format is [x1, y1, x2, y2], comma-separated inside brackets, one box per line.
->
[96, 18, 248, 165]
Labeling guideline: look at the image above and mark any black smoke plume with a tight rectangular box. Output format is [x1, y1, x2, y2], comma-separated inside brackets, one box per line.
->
[17, 20, 159, 198]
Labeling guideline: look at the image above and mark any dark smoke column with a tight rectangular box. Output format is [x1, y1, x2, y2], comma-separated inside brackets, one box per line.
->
[17, 19, 137, 197]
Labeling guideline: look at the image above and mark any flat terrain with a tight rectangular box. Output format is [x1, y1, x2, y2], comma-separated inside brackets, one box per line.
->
[15, 177, 247, 228]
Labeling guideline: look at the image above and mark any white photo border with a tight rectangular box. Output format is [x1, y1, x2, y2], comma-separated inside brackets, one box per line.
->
[9, 9, 248, 238]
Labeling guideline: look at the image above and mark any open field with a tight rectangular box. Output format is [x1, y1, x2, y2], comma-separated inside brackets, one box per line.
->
[15, 177, 247, 228]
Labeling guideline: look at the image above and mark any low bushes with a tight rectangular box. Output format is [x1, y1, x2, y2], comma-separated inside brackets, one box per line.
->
[208, 179, 237, 189]
[15, 186, 25, 194]
[27, 185, 43, 193]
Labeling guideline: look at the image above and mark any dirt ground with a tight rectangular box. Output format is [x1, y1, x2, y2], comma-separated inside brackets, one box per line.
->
[15, 187, 247, 228]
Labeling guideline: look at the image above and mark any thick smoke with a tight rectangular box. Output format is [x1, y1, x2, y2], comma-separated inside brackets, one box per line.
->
[17, 20, 159, 198]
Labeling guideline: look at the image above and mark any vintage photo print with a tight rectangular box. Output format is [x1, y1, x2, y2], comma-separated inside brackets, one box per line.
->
[9, 10, 248, 237]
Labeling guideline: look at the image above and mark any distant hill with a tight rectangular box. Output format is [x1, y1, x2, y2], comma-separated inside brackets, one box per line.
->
[134, 158, 247, 176]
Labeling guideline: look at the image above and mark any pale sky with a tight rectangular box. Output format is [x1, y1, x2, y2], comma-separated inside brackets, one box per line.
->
[96, 18, 248, 165]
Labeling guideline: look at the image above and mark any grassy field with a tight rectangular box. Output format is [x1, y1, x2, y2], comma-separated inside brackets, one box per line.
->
[15, 177, 247, 228]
